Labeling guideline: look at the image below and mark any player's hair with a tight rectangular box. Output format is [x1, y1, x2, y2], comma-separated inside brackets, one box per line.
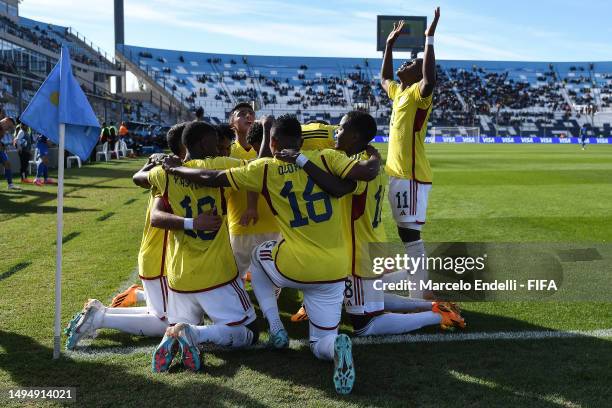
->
[247, 122, 263, 146]
[343, 110, 377, 144]
[4, 116, 15, 125]
[166, 122, 187, 156]
[229, 102, 254, 117]
[181, 120, 217, 151]
[216, 123, 235, 142]
[271, 114, 302, 145]
[304, 119, 330, 125]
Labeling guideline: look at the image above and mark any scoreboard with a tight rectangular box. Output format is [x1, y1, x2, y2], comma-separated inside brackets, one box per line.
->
[377, 15, 427, 53]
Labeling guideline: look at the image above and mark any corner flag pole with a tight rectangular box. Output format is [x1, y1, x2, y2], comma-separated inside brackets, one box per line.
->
[53, 122, 66, 360]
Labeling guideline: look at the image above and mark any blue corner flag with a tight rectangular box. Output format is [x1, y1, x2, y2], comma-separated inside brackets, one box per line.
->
[20, 45, 100, 160]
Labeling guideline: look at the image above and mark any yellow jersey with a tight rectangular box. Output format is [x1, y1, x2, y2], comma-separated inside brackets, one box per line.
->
[385, 81, 433, 183]
[349, 152, 388, 278]
[137, 188, 168, 280]
[228, 142, 279, 235]
[227, 149, 359, 283]
[301, 123, 337, 150]
[148, 157, 244, 292]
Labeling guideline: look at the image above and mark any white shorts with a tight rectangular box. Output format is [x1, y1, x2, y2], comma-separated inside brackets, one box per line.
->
[167, 278, 256, 326]
[388, 176, 432, 228]
[251, 240, 344, 332]
[343, 275, 384, 315]
[141, 276, 169, 319]
[230, 232, 281, 278]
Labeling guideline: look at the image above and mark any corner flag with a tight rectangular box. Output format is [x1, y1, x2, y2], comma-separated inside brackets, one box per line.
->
[20, 45, 100, 160]
[20, 45, 101, 360]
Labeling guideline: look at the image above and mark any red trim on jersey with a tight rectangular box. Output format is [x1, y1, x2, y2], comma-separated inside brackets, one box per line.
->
[320, 155, 332, 174]
[142, 177, 172, 281]
[261, 163, 278, 215]
[350, 186, 368, 276]
[411, 105, 431, 180]
[168, 271, 239, 293]
[220, 187, 227, 215]
[228, 170, 239, 190]
[271, 240, 348, 284]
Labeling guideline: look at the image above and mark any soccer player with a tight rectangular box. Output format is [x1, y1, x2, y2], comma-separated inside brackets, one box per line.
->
[162, 115, 381, 394]
[278, 111, 464, 335]
[301, 120, 337, 150]
[64, 123, 189, 350]
[147, 121, 259, 372]
[0, 116, 19, 190]
[33, 134, 53, 186]
[580, 124, 588, 150]
[379, 8, 440, 299]
[227, 103, 280, 280]
[14, 123, 34, 183]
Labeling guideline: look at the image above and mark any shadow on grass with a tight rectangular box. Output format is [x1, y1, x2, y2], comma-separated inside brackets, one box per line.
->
[0, 331, 268, 407]
[203, 308, 611, 407]
[0, 262, 31, 282]
[19, 284, 609, 407]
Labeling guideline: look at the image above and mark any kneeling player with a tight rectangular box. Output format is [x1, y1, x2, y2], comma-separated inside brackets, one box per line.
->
[65, 124, 188, 349]
[280, 111, 465, 335]
[163, 115, 381, 394]
[145, 121, 259, 372]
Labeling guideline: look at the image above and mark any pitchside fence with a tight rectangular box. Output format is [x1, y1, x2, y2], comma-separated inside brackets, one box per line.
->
[373, 126, 612, 144]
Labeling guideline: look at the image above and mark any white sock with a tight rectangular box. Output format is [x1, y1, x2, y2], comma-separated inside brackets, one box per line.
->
[384, 293, 432, 312]
[105, 306, 148, 315]
[310, 333, 337, 361]
[405, 240, 428, 298]
[99, 312, 168, 336]
[136, 289, 146, 303]
[358, 312, 441, 336]
[249, 260, 285, 334]
[190, 324, 253, 348]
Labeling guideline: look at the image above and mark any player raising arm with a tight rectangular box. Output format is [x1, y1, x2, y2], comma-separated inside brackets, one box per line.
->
[379, 7, 440, 299]
[381, 8, 438, 96]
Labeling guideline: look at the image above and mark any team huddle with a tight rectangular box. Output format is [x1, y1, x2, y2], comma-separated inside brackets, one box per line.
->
[64, 8, 463, 394]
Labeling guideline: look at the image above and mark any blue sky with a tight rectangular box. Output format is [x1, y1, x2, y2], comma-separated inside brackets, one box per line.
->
[19, 0, 612, 61]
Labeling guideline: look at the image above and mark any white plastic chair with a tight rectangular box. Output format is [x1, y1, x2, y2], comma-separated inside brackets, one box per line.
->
[113, 141, 123, 159]
[67, 155, 81, 168]
[96, 142, 110, 161]
[119, 139, 134, 157]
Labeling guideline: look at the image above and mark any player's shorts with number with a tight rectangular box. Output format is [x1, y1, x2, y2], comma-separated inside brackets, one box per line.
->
[388, 176, 431, 225]
[343, 275, 384, 315]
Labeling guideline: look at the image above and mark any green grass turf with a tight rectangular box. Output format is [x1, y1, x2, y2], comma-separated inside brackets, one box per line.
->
[1, 145, 611, 407]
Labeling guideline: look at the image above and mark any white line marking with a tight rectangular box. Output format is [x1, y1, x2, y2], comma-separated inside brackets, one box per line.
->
[67, 328, 612, 358]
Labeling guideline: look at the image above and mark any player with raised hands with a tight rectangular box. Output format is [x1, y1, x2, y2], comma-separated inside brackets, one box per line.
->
[380, 7, 440, 299]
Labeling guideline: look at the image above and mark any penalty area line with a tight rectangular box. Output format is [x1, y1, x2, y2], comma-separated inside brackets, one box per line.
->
[66, 328, 612, 358]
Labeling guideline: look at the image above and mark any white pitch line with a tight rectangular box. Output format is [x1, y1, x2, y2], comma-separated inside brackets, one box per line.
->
[67, 328, 612, 359]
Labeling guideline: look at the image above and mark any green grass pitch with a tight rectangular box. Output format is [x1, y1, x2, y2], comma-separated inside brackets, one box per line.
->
[1, 144, 611, 407]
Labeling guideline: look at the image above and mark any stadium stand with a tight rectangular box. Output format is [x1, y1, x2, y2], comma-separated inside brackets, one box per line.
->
[118, 44, 612, 137]
[2, 6, 611, 140]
